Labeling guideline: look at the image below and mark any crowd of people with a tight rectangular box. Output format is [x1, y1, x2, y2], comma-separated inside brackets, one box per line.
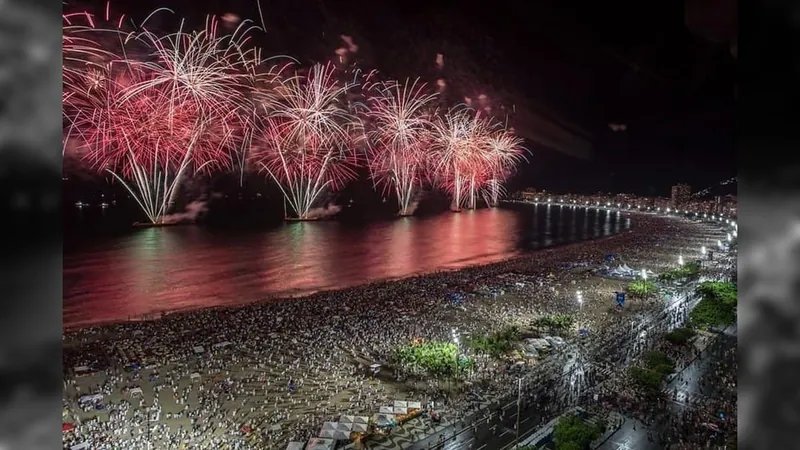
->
[576, 257, 737, 449]
[62, 213, 732, 450]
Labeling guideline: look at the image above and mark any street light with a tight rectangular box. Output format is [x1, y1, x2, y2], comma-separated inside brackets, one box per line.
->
[451, 329, 460, 391]
[515, 377, 523, 447]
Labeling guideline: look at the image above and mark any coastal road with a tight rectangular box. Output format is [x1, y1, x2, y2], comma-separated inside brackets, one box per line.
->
[597, 328, 736, 449]
[407, 397, 547, 450]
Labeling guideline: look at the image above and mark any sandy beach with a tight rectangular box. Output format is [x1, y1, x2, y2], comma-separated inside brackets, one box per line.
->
[62, 211, 731, 450]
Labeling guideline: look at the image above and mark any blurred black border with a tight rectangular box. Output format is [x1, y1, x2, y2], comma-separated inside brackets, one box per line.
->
[738, 0, 800, 189]
[0, 0, 62, 448]
[738, 0, 800, 449]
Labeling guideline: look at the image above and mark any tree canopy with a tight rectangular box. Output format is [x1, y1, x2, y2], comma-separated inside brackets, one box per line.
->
[467, 326, 521, 358]
[658, 262, 702, 282]
[627, 279, 657, 297]
[689, 281, 737, 328]
[393, 341, 473, 377]
[553, 413, 604, 450]
[664, 327, 697, 345]
[630, 350, 675, 392]
[532, 314, 575, 334]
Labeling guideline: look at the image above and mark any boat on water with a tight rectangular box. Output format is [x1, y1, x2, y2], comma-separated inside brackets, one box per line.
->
[284, 216, 323, 222]
[132, 222, 184, 229]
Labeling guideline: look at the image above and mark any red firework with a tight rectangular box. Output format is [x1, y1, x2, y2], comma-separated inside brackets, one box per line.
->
[365, 78, 438, 215]
[430, 107, 497, 209]
[250, 62, 363, 219]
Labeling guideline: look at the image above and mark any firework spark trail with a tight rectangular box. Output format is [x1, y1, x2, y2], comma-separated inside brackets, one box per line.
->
[62, 5, 527, 223]
[251, 63, 362, 219]
[63, 7, 257, 224]
[430, 106, 527, 210]
[483, 130, 528, 206]
[365, 78, 438, 216]
[121, 14, 262, 185]
[431, 107, 495, 210]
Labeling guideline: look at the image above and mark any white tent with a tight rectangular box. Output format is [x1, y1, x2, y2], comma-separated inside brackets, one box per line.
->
[286, 442, 304, 450]
[351, 423, 368, 432]
[321, 422, 337, 431]
[379, 406, 393, 414]
[339, 415, 355, 424]
[336, 422, 353, 432]
[332, 430, 350, 440]
[353, 416, 369, 424]
[78, 394, 103, 404]
[393, 401, 408, 414]
[374, 414, 394, 427]
[305, 438, 335, 450]
[318, 429, 336, 439]
[407, 401, 422, 410]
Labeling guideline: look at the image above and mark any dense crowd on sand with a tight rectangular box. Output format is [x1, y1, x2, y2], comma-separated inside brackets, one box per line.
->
[61, 213, 731, 450]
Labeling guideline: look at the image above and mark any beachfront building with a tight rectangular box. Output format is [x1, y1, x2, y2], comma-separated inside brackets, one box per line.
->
[670, 184, 692, 210]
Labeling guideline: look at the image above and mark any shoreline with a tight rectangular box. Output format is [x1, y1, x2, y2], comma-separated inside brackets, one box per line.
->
[63, 210, 640, 334]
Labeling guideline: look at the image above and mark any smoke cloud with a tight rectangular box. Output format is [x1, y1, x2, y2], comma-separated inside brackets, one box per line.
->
[160, 199, 209, 224]
[302, 203, 342, 220]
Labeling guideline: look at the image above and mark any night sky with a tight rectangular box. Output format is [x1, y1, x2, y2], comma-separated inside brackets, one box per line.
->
[73, 0, 736, 197]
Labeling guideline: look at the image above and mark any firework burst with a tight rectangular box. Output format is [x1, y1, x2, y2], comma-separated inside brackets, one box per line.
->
[365, 78, 438, 216]
[62, 5, 527, 224]
[482, 130, 528, 206]
[251, 62, 363, 219]
[63, 7, 255, 224]
[430, 107, 494, 210]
